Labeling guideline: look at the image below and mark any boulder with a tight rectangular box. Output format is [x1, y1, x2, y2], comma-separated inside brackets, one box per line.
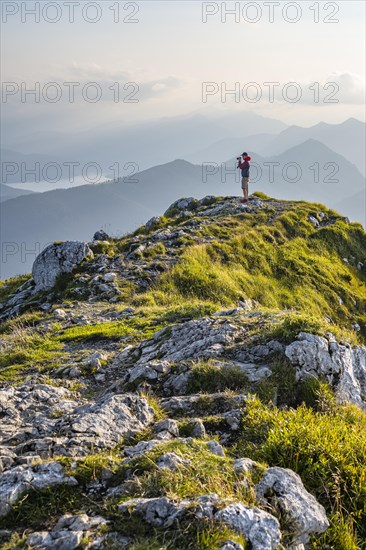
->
[191, 419, 206, 438]
[234, 457, 259, 475]
[153, 419, 179, 438]
[308, 215, 320, 228]
[32, 241, 93, 291]
[215, 503, 281, 550]
[207, 440, 225, 457]
[102, 272, 117, 283]
[285, 332, 366, 408]
[256, 467, 329, 546]
[0, 387, 156, 461]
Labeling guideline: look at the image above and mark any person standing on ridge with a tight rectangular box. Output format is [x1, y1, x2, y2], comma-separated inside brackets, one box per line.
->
[237, 152, 251, 203]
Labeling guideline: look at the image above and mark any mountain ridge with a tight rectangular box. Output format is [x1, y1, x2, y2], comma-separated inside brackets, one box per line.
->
[2, 138, 365, 279]
[0, 193, 365, 549]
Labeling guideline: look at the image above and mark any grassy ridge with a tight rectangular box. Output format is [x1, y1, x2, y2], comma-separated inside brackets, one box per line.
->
[143, 200, 366, 343]
[0, 196, 366, 548]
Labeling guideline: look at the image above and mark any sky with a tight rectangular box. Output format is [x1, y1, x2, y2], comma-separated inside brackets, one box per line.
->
[1, 0, 365, 144]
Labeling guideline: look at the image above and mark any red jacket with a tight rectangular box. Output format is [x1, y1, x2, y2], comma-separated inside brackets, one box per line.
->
[238, 155, 251, 177]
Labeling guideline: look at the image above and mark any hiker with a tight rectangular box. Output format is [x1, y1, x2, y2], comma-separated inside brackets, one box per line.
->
[237, 152, 251, 203]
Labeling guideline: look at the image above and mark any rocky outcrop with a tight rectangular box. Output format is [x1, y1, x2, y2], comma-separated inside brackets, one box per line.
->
[118, 494, 281, 550]
[256, 467, 329, 548]
[0, 462, 77, 518]
[62, 393, 155, 448]
[164, 197, 198, 216]
[0, 385, 156, 462]
[32, 241, 94, 291]
[27, 513, 109, 550]
[111, 316, 366, 408]
[285, 332, 366, 408]
[2, 195, 364, 547]
[120, 317, 246, 367]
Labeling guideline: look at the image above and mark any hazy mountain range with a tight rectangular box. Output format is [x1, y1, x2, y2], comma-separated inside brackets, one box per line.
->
[185, 118, 365, 175]
[3, 111, 287, 183]
[0, 183, 34, 202]
[1, 112, 365, 279]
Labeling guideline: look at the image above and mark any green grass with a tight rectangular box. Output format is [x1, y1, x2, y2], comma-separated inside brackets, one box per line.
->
[56, 303, 219, 344]
[0, 331, 63, 383]
[1, 196, 365, 548]
[114, 438, 261, 503]
[0, 484, 88, 531]
[57, 319, 145, 342]
[144, 242, 167, 259]
[116, 521, 249, 550]
[186, 360, 250, 394]
[144, 202, 365, 343]
[234, 393, 366, 548]
[0, 311, 44, 335]
[0, 274, 31, 302]
[109, 438, 263, 548]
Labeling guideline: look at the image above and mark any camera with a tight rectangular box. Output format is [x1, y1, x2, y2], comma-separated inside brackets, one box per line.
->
[236, 157, 242, 161]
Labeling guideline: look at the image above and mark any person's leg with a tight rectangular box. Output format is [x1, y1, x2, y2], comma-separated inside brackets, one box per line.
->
[244, 178, 249, 201]
[242, 178, 249, 201]
[241, 178, 246, 201]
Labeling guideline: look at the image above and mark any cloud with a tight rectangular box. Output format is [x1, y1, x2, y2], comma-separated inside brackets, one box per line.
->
[217, 73, 365, 106]
[325, 72, 365, 105]
[3, 62, 186, 105]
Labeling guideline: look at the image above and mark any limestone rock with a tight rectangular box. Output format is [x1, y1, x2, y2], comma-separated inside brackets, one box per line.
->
[32, 241, 93, 291]
[0, 387, 155, 461]
[27, 513, 107, 550]
[219, 542, 244, 550]
[65, 393, 155, 448]
[285, 332, 366, 408]
[54, 308, 67, 320]
[102, 272, 117, 283]
[145, 216, 163, 231]
[308, 215, 320, 228]
[165, 197, 197, 216]
[234, 457, 259, 475]
[118, 496, 189, 528]
[160, 393, 248, 417]
[191, 419, 206, 438]
[207, 440, 225, 457]
[116, 317, 246, 368]
[153, 419, 179, 438]
[215, 503, 281, 550]
[156, 452, 191, 470]
[124, 439, 161, 458]
[256, 467, 329, 546]
[0, 462, 77, 518]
